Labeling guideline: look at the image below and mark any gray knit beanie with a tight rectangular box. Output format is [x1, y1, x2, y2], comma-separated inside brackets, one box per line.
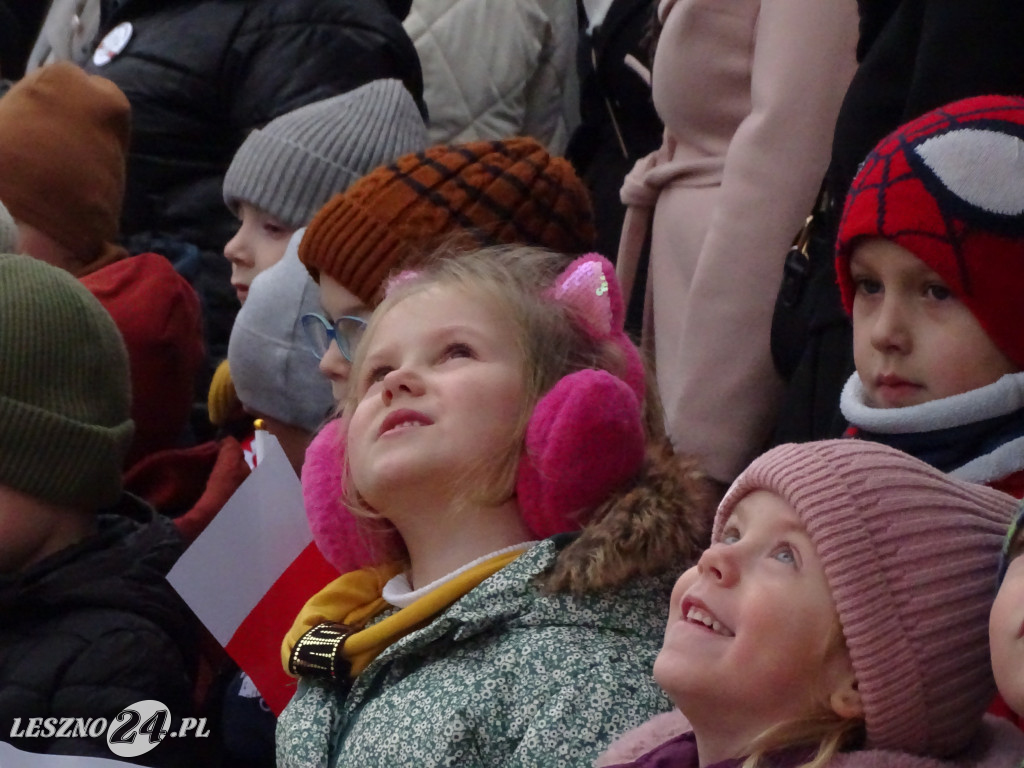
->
[0, 200, 15, 253]
[0, 254, 133, 508]
[227, 229, 335, 432]
[715, 440, 1017, 758]
[223, 79, 428, 228]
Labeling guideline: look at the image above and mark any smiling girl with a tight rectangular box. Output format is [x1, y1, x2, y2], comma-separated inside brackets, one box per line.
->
[276, 246, 712, 767]
[598, 440, 1024, 768]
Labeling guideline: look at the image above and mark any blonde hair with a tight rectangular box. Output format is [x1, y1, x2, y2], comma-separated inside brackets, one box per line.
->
[741, 623, 865, 768]
[340, 242, 640, 527]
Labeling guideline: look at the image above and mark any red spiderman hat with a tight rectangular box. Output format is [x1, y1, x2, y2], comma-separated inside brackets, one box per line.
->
[836, 95, 1024, 367]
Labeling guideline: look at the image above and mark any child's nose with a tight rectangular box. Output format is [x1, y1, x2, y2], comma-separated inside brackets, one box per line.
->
[381, 366, 425, 406]
[223, 231, 248, 266]
[870, 296, 911, 353]
[697, 542, 738, 586]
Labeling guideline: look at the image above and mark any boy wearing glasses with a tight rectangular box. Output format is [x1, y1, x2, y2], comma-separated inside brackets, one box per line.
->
[227, 234, 363, 474]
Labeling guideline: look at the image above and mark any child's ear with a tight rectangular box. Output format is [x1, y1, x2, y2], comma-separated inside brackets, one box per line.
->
[829, 675, 863, 721]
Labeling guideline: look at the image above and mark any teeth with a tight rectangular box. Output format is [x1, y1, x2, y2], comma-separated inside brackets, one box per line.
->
[389, 421, 422, 431]
[685, 606, 731, 636]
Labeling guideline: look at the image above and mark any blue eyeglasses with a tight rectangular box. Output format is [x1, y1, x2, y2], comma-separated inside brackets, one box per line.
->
[300, 313, 368, 362]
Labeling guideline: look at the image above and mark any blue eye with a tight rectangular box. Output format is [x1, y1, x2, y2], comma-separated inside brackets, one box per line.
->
[720, 527, 740, 545]
[772, 545, 796, 566]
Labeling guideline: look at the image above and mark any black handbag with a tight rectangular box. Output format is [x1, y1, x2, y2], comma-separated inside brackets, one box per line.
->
[769, 186, 834, 382]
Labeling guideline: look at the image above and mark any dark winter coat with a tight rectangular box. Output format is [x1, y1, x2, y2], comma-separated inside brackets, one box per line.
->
[82, 0, 425, 361]
[0, 494, 198, 766]
[566, 0, 662, 323]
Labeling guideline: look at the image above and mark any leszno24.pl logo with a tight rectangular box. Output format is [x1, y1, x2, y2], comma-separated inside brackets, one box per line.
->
[10, 700, 209, 759]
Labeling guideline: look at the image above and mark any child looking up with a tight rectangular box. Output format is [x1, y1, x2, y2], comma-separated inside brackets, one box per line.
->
[834, 95, 1024, 496]
[599, 440, 1024, 768]
[277, 246, 711, 767]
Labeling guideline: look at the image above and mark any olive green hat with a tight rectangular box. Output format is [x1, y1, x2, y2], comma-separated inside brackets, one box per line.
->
[0, 254, 133, 508]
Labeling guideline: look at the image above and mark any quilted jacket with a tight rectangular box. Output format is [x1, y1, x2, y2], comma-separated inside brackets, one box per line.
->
[82, 0, 424, 360]
[276, 538, 675, 768]
[0, 494, 198, 766]
[404, 0, 580, 153]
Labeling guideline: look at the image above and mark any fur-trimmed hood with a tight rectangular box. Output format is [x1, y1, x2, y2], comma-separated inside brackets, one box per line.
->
[544, 439, 713, 594]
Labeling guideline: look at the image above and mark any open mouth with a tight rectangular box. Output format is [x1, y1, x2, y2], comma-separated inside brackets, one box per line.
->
[682, 600, 734, 637]
[379, 409, 433, 437]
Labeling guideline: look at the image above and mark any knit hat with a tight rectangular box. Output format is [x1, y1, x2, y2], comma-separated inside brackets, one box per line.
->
[228, 229, 335, 432]
[715, 440, 1017, 758]
[298, 137, 597, 304]
[80, 253, 204, 468]
[836, 95, 1024, 367]
[0, 61, 130, 261]
[0, 254, 133, 508]
[0, 200, 15, 253]
[223, 79, 428, 229]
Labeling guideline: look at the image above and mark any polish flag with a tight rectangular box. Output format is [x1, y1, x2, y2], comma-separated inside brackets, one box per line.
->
[167, 433, 337, 715]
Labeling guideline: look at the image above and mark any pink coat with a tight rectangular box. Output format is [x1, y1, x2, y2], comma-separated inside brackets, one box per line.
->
[616, 0, 858, 483]
[595, 710, 1024, 768]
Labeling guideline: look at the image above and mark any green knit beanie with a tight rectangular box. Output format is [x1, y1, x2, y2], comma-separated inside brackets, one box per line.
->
[0, 254, 133, 508]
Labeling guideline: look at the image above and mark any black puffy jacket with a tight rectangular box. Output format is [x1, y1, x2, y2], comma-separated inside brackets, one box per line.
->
[0, 495, 199, 767]
[83, 0, 425, 361]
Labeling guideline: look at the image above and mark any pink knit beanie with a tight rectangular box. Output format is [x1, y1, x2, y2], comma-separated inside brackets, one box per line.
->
[714, 440, 1017, 758]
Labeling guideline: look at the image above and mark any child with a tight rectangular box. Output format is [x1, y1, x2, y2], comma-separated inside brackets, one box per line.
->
[597, 439, 1024, 768]
[990, 503, 1024, 725]
[834, 95, 1024, 496]
[221, 78, 427, 304]
[276, 246, 712, 767]
[227, 233, 335, 474]
[0, 61, 206, 472]
[0, 254, 199, 765]
[297, 135, 597, 402]
[209, 78, 426, 431]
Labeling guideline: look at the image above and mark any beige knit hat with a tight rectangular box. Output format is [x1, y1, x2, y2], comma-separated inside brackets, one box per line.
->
[715, 440, 1018, 757]
[298, 137, 596, 305]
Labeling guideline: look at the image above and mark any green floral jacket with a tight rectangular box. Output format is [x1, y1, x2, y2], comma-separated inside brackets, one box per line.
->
[276, 538, 675, 768]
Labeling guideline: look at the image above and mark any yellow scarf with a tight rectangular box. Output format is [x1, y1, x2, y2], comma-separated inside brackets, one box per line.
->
[282, 548, 526, 678]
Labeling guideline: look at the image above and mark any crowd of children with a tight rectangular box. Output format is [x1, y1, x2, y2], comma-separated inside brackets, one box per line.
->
[1, 5, 1024, 767]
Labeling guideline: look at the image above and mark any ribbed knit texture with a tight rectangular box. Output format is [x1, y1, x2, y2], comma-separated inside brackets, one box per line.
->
[223, 79, 428, 229]
[0, 201, 15, 252]
[835, 95, 1024, 367]
[298, 137, 597, 305]
[228, 229, 334, 433]
[0, 254, 133, 508]
[715, 440, 1018, 758]
[0, 62, 129, 261]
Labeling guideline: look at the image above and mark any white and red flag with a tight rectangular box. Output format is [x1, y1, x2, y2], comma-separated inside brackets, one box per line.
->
[166, 433, 337, 715]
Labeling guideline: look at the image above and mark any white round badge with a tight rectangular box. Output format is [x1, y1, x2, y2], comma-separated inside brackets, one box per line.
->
[92, 21, 133, 66]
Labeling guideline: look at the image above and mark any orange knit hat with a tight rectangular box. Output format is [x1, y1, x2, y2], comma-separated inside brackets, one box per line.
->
[298, 137, 596, 304]
[0, 62, 130, 261]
